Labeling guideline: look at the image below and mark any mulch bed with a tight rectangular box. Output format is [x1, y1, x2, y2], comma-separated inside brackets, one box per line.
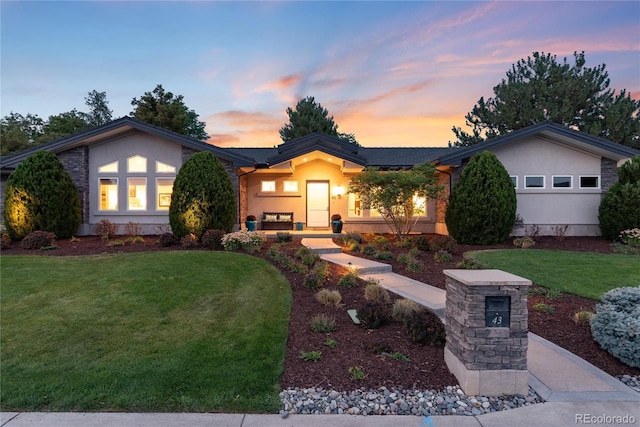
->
[2, 234, 638, 392]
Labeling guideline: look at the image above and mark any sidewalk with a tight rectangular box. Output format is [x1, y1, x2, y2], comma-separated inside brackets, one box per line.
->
[2, 238, 638, 427]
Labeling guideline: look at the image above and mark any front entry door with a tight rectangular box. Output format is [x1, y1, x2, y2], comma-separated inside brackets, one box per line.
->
[306, 181, 329, 227]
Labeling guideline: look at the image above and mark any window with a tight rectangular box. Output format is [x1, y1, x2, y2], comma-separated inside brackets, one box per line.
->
[99, 178, 118, 210]
[510, 176, 518, 189]
[128, 178, 147, 210]
[98, 161, 118, 173]
[157, 178, 174, 210]
[156, 161, 176, 173]
[580, 176, 600, 189]
[525, 176, 545, 188]
[127, 155, 147, 173]
[283, 180, 298, 192]
[261, 181, 276, 192]
[347, 192, 362, 217]
[413, 194, 426, 216]
[552, 176, 572, 189]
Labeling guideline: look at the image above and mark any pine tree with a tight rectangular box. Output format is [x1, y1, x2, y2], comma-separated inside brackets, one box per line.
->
[445, 151, 516, 244]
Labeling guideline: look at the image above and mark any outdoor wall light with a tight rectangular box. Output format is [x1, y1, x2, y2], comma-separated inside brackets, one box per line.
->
[332, 185, 345, 199]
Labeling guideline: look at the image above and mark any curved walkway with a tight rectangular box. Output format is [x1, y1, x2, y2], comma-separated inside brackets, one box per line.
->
[301, 238, 639, 404]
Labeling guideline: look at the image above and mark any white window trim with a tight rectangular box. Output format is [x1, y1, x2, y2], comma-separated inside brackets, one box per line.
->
[261, 180, 276, 192]
[510, 175, 518, 189]
[552, 175, 573, 189]
[99, 177, 119, 211]
[127, 177, 147, 211]
[524, 175, 545, 189]
[579, 175, 601, 189]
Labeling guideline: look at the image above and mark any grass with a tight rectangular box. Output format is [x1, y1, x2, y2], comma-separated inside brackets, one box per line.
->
[0, 251, 291, 413]
[467, 249, 640, 300]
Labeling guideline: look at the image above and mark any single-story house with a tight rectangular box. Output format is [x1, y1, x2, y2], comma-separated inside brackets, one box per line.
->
[1, 117, 638, 237]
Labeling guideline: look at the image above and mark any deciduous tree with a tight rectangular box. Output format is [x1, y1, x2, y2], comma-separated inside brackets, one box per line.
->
[348, 162, 443, 237]
[131, 84, 209, 140]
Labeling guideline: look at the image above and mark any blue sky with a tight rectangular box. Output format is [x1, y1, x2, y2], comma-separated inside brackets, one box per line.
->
[2, 1, 639, 147]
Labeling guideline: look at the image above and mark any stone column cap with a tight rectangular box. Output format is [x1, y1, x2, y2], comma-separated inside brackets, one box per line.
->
[444, 269, 532, 287]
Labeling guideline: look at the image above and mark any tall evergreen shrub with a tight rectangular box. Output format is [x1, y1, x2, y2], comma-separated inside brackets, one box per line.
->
[169, 152, 236, 238]
[445, 151, 516, 244]
[3, 151, 81, 239]
[598, 156, 640, 240]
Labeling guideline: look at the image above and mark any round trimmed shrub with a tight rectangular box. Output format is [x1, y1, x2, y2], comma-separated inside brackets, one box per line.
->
[3, 151, 81, 240]
[169, 152, 237, 239]
[445, 151, 516, 244]
[598, 157, 640, 240]
[590, 287, 640, 368]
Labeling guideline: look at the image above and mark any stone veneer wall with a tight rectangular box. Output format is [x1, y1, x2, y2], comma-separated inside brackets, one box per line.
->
[600, 157, 618, 195]
[57, 147, 90, 224]
[444, 270, 530, 371]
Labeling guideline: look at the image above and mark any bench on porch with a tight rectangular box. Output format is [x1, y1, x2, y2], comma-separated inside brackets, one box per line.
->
[261, 212, 294, 230]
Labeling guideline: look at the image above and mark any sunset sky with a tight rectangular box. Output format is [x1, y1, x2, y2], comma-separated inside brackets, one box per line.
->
[1, 1, 638, 148]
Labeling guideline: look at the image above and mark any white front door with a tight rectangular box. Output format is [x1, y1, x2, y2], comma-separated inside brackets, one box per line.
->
[306, 181, 329, 227]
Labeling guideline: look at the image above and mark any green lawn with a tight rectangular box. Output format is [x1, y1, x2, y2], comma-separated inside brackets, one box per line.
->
[467, 249, 640, 300]
[0, 251, 291, 413]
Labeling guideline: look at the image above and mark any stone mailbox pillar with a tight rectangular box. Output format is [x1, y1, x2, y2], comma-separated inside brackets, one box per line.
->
[443, 269, 531, 396]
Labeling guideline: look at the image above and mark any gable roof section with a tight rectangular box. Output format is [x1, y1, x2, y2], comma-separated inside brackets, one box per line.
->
[362, 147, 455, 169]
[0, 116, 256, 171]
[265, 132, 367, 167]
[438, 121, 640, 166]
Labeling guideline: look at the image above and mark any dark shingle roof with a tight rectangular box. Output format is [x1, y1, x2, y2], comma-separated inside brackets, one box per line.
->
[361, 147, 455, 168]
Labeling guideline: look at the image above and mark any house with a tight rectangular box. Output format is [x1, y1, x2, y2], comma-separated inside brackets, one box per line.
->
[1, 117, 638, 237]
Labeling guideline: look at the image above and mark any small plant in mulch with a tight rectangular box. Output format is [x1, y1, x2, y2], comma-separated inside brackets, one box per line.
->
[374, 250, 393, 261]
[158, 232, 180, 247]
[456, 257, 483, 270]
[315, 289, 342, 307]
[309, 314, 336, 333]
[21, 231, 56, 250]
[392, 299, 420, 323]
[389, 352, 411, 362]
[428, 235, 457, 253]
[365, 339, 392, 354]
[403, 309, 446, 345]
[180, 233, 200, 248]
[202, 229, 226, 249]
[513, 236, 536, 248]
[106, 239, 125, 247]
[357, 302, 389, 329]
[364, 282, 390, 304]
[338, 270, 359, 288]
[276, 232, 293, 243]
[433, 250, 452, 263]
[527, 286, 562, 300]
[348, 366, 365, 380]
[94, 219, 119, 240]
[299, 350, 322, 362]
[573, 309, 595, 326]
[324, 338, 338, 348]
[533, 302, 555, 314]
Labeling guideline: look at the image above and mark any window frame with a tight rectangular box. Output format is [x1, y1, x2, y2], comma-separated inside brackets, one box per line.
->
[552, 175, 573, 189]
[127, 177, 147, 211]
[99, 178, 119, 211]
[524, 175, 545, 189]
[579, 175, 600, 189]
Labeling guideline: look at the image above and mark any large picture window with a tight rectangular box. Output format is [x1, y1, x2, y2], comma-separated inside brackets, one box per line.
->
[99, 178, 118, 210]
[128, 178, 147, 210]
[157, 178, 174, 210]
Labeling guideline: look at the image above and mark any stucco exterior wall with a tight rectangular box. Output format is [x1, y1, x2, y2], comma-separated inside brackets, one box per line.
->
[491, 136, 604, 236]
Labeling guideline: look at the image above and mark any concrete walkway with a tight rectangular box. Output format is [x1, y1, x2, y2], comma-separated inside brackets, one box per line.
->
[2, 238, 638, 427]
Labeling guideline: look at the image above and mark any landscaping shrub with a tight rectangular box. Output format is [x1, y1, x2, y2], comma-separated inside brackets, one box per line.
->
[599, 156, 640, 240]
[303, 271, 322, 289]
[275, 231, 293, 243]
[343, 231, 363, 244]
[3, 151, 81, 240]
[427, 235, 457, 253]
[361, 244, 377, 256]
[124, 221, 142, 237]
[357, 302, 388, 329]
[180, 233, 200, 248]
[169, 152, 236, 239]
[315, 289, 342, 307]
[433, 250, 452, 263]
[158, 232, 180, 247]
[513, 236, 535, 248]
[590, 286, 640, 368]
[445, 151, 516, 244]
[1, 232, 11, 249]
[364, 282, 391, 304]
[403, 309, 446, 345]
[94, 219, 119, 240]
[338, 270, 359, 288]
[392, 299, 420, 323]
[21, 230, 56, 250]
[374, 250, 393, 261]
[415, 235, 431, 251]
[221, 230, 266, 252]
[201, 229, 226, 249]
[309, 314, 336, 333]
